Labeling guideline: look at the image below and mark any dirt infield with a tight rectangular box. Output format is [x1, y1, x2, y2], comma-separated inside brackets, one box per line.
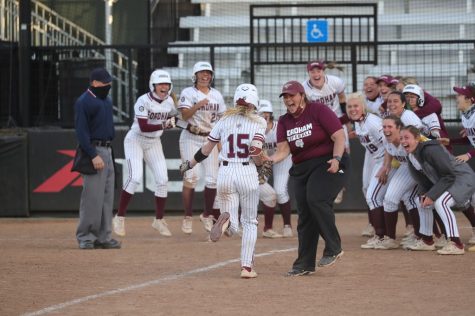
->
[1, 212, 474, 316]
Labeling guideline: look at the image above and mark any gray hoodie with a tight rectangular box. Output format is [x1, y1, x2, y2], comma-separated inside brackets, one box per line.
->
[407, 140, 475, 207]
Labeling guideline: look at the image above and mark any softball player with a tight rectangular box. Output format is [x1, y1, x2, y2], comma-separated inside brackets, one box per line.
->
[113, 70, 177, 237]
[346, 93, 390, 248]
[178, 61, 226, 234]
[442, 84, 475, 248]
[180, 84, 267, 278]
[363, 76, 384, 116]
[375, 114, 423, 250]
[257, 99, 293, 238]
[303, 60, 349, 203]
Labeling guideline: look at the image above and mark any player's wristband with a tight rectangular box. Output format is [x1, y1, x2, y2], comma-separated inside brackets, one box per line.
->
[194, 148, 208, 163]
[333, 155, 342, 162]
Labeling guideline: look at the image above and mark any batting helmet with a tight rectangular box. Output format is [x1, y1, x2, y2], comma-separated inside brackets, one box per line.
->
[192, 61, 214, 83]
[402, 84, 425, 107]
[149, 69, 173, 95]
[233, 83, 259, 109]
[258, 99, 273, 114]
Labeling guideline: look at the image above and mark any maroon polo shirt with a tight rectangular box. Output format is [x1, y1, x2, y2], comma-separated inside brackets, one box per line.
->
[277, 102, 343, 164]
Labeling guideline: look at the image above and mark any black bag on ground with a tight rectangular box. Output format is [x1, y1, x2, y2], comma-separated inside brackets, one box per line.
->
[71, 146, 97, 175]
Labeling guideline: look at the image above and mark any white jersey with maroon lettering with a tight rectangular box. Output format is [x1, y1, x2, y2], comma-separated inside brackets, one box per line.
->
[420, 113, 441, 137]
[207, 112, 266, 268]
[130, 92, 178, 138]
[178, 86, 226, 133]
[260, 121, 292, 205]
[123, 92, 177, 198]
[355, 113, 385, 160]
[461, 106, 475, 148]
[303, 75, 346, 117]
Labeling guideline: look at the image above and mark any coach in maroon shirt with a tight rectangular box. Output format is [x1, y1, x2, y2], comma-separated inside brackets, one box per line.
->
[269, 81, 350, 276]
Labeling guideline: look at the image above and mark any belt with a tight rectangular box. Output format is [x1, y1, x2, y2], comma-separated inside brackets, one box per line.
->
[92, 140, 112, 147]
[221, 161, 249, 166]
[186, 124, 209, 137]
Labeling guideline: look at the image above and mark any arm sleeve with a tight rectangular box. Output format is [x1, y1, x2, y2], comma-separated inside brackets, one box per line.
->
[178, 89, 193, 109]
[423, 146, 456, 201]
[207, 120, 222, 142]
[138, 118, 163, 132]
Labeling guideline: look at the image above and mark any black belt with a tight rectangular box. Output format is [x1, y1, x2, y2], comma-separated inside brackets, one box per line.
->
[221, 161, 249, 166]
[186, 124, 209, 137]
[92, 140, 112, 147]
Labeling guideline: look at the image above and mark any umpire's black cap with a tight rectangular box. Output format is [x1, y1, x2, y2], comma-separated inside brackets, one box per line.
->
[90, 68, 112, 84]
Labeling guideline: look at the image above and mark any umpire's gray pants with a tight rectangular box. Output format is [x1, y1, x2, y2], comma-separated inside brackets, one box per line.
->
[76, 146, 115, 244]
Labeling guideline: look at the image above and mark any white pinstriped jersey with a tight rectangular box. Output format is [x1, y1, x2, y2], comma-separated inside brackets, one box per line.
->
[303, 75, 346, 117]
[178, 86, 226, 133]
[400, 109, 423, 130]
[208, 114, 266, 163]
[366, 96, 384, 116]
[461, 106, 475, 148]
[383, 138, 408, 163]
[263, 121, 278, 156]
[130, 92, 178, 138]
[355, 113, 385, 159]
[420, 113, 441, 136]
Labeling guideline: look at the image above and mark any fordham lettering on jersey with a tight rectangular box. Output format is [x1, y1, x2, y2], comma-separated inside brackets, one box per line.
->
[286, 123, 312, 142]
[263, 142, 277, 150]
[198, 103, 220, 112]
[148, 112, 168, 120]
[312, 92, 337, 106]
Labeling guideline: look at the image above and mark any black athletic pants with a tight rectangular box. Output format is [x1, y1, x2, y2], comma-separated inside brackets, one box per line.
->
[290, 154, 350, 271]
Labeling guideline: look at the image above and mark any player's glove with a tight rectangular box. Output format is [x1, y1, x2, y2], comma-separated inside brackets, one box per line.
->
[179, 160, 192, 176]
[256, 161, 273, 184]
[163, 117, 176, 129]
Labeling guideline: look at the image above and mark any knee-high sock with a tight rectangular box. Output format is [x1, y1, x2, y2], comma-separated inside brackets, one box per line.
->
[400, 203, 412, 226]
[263, 205, 275, 230]
[117, 191, 133, 217]
[408, 208, 421, 237]
[204, 187, 216, 217]
[155, 196, 166, 219]
[182, 187, 195, 217]
[462, 206, 475, 227]
[279, 201, 292, 226]
[384, 211, 398, 240]
[372, 207, 386, 238]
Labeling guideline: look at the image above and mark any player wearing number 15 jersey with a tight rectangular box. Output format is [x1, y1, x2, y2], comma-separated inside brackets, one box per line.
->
[179, 84, 266, 278]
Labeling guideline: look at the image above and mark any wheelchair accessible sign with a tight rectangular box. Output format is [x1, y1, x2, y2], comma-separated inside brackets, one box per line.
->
[307, 20, 328, 42]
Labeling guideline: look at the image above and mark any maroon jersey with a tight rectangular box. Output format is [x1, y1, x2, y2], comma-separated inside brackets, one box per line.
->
[277, 102, 343, 164]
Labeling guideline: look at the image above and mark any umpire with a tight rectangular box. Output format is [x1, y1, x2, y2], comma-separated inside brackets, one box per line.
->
[269, 81, 349, 276]
[74, 68, 120, 250]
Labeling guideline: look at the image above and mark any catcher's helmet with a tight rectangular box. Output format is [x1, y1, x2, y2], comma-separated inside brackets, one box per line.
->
[402, 84, 425, 107]
[233, 83, 259, 109]
[149, 69, 172, 95]
[258, 99, 273, 114]
[192, 61, 214, 83]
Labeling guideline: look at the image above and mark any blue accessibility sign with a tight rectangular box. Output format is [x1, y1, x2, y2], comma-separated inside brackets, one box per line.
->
[307, 20, 328, 43]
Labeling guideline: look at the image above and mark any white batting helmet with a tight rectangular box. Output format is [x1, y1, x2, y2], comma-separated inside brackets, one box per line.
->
[258, 99, 273, 114]
[149, 69, 173, 95]
[233, 84, 259, 109]
[402, 84, 425, 107]
[192, 61, 214, 83]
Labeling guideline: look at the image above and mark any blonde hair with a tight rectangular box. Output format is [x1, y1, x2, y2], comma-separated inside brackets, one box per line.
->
[222, 105, 261, 122]
[346, 92, 368, 113]
[399, 76, 419, 86]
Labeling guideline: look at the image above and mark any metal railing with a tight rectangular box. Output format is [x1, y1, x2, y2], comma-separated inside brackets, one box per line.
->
[1, 0, 136, 121]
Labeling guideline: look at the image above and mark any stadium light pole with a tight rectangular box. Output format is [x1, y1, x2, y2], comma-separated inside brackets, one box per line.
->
[104, 0, 117, 76]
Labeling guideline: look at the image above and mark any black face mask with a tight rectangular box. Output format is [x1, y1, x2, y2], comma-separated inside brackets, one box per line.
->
[90, 85, 111, 99]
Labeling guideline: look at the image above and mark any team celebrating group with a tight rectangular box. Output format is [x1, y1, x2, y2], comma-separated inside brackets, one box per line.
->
[75, 60, 475, 278]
